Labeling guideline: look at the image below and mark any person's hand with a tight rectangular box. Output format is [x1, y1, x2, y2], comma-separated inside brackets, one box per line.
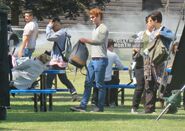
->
[48, 20, 54, 27]
[155, 32, 160, 39]
[132, 48, 139, 55]
[79, 38, 88, 43]
[143, 48, 149, 55]
[167, 64, 172, 68]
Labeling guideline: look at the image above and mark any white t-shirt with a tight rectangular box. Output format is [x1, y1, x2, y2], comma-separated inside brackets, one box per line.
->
[104, 50, 124, 81]
[23, 20, 38, 49]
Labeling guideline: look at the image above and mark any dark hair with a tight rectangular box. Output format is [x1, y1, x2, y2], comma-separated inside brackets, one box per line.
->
[24, 10, 33, 16]
[145, 14, 150, 24]
[108, 39, 115, 48]
[51, 17, 60, 23]
[150, 11, 162, 23]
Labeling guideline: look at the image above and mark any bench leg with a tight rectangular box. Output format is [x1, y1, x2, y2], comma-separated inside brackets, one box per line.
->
[40, 74, 47, 112]
[106, 89, 110, 106]
[121, 89, 125, 105]
[33, 94, 38, 112]
[49, 94, 53, 111]
[115, 89, 118, 106]
[40, 93, 47, 112]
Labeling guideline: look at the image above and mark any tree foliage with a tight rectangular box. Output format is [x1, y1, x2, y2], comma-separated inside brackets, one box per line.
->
[5, 0, 109, 23]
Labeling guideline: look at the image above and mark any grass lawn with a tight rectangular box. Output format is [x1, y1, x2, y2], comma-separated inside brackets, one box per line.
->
[1, 70, 185, 131]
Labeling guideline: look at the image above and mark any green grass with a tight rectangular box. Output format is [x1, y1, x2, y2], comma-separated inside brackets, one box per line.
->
[1, 71, 185, 131]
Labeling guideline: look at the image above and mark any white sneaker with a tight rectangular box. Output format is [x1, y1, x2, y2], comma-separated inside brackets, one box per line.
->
[131, 108, 138, 114]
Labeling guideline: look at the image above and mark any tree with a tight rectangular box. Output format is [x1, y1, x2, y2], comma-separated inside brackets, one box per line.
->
[5, 0, 109, 25]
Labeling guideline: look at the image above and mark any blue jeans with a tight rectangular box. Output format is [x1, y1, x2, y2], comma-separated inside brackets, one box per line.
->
[23, 48, 35, 58]
[80, 58, 108, 111]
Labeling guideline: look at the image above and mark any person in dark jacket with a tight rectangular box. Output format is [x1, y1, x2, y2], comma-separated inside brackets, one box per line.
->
[143, 11, 175, 113]
[131, 15, 154, 113]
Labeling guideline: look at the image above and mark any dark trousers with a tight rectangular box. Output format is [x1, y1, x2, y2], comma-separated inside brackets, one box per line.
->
[46, 65, 76, 94]
[92, 75, 119, 106]
[92, 81, 117, 106]
[144, 76, 157, 113]
[132, 68, 145, 110]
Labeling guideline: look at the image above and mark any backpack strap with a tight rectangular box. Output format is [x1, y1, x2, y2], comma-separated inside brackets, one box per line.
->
[54, 33, 68, 62]
[54, 41, 68, 62]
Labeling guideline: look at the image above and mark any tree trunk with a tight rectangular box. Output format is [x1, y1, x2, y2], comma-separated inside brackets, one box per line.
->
[11, 1, 20, 26]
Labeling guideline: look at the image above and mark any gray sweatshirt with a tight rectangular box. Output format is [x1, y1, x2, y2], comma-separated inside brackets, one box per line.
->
[91, 23, 109, 58]
[46, 24, 68, 67]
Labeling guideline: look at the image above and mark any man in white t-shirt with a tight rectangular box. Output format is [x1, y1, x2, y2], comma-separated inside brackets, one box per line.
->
[18, 10, 38, 58]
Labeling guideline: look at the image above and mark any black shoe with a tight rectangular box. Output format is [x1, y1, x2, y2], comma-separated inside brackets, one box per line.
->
[70, 106, 86, 112]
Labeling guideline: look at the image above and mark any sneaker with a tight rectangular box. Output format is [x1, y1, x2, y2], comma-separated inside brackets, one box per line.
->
[139, 111, 156, 114]
[71, 93, 79, 102]
[131, 108, 138, 114]
[90, 106, 103, 112]
[109, 103, 116, 108]
[70, 106, 86, 112]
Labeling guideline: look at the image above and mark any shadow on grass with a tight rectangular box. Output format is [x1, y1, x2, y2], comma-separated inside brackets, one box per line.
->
[8, 92, 185, 123]
[6, 111, 185, 123]
[0, 128, 11, 130]
[6, 104, 185, 123]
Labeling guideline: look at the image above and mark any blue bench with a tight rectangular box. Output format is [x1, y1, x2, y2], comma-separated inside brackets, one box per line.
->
[103, 84, 136, 89]
[10, 89, 56, 112]
[100, 83, 136, 106]
[110, 67, 171, 105]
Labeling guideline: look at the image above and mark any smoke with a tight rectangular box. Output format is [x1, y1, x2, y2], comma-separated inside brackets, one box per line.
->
[31, 10, 184, 62]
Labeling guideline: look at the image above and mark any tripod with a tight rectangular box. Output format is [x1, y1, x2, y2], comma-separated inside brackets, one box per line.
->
[156, 85, 185, 121]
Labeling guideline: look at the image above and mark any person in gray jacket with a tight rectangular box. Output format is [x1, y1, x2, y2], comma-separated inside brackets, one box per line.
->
[46, 17, 78, 101]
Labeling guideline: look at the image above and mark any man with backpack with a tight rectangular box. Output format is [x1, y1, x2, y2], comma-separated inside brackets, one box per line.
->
[70, 8, 109, 112]
[46, 17, 78, 101]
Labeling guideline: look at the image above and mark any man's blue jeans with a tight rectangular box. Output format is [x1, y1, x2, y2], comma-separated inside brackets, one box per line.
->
[80, 58, 108, 111]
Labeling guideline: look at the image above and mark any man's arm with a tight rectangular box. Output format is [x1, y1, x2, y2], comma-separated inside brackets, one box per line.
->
[46, 23, 65, 42]
[18, 35, 29, 58]
[114, 53, 124, 70]
[80, 25, 108, 45]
